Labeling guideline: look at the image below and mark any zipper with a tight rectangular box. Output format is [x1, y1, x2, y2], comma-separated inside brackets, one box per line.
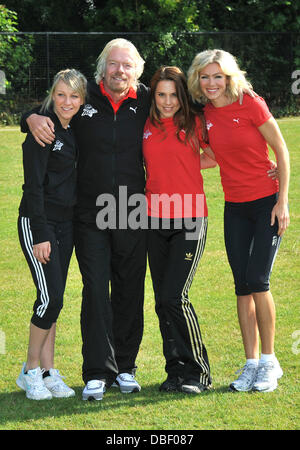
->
[112, 112, 117, 191]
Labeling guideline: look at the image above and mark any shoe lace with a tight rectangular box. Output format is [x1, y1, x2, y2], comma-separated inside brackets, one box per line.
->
[46, 370, 68, 389]
[119, 373, 135, 381]
[27, 368, 47, 393]
[255, 362, 274, 383]
[87, 380, 103, 389]
[50, 369, 64, 379]
[235, 364, 257, 383]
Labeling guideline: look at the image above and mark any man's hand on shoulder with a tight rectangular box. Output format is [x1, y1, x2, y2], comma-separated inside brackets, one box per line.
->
[27, 114, 55, 147]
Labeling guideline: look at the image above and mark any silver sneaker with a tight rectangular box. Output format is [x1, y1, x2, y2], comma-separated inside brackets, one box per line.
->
[16, 363, 52, 400]
[112, 373, 141, 393]
[229, 363, 258, 392]
[43, 368, 75, 398]
[82, 379, 105, 401]
[252, 360, 283, 392]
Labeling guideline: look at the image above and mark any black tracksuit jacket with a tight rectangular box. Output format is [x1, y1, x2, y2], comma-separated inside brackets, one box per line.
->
[21, 80, 151, 223]
[19, 110, 77, 244]
[72, 80, 151, 221]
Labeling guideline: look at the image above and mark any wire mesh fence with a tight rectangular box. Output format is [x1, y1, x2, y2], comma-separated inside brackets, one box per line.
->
[0, 31, 299, 118]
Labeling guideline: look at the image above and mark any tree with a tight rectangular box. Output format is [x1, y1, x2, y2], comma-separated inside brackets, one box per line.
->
[3, 0, 92, 31]
[2, 0, 300, 33]
[205, 0, 300, 32]
[0, 1, 299, 118]
[85, 0, 210, 32]
[0, 5, 33, 120]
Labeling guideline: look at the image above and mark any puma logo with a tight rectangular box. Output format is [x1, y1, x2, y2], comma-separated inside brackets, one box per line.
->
[130, 106, 138, 114]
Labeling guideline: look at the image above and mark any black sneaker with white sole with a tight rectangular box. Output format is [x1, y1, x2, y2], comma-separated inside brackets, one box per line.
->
[159, 376, 183, 392]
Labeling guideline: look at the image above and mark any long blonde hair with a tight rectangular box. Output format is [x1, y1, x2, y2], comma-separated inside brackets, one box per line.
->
[187, 49, 252, 104]
[40, 68, 87, 113]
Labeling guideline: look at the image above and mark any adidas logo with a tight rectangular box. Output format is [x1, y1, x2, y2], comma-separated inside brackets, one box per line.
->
[185, 252, 193, 261]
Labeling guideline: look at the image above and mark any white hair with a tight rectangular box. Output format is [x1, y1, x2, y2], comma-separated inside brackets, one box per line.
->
[94, 38, 145, 89]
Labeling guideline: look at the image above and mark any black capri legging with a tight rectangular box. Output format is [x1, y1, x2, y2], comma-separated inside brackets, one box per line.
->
[18, 216, 74, 329]
[224, 194, 281, 296]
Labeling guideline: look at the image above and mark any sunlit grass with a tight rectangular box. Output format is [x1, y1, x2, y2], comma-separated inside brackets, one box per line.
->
[0, 120, 299, 430]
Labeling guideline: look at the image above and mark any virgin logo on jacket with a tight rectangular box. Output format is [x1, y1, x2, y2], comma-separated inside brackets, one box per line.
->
[143, 129, 152, 140]
[52, 140, 64, 151]
[81, 104, 98, 117]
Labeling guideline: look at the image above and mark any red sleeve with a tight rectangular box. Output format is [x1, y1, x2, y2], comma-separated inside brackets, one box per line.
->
[247, 96, 272, 127]
[145, 117, 150, 128]
[195, 116, 209, 149]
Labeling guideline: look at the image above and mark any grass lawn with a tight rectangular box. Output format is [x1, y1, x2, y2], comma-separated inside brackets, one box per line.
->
[0, 119, 299, 431]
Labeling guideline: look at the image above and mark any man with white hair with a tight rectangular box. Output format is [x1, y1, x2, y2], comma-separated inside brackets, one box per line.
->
[23, 39, 150, 401]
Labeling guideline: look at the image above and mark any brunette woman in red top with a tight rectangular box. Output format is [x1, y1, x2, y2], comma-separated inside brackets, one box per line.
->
[143, 66, 216, 394]
[188, 49, 290, 393]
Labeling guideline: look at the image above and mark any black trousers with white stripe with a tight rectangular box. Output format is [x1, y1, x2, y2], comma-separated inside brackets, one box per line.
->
[147, 217, 211, 386]
[18, 217, 74, 330]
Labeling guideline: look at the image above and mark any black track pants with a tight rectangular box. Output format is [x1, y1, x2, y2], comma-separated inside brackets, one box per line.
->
[74, 221, 147, 384]
[147, 217, 211, 386]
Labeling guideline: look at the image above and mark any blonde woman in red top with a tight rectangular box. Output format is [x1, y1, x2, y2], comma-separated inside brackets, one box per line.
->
[143, 66, 216, 394]
[188, 49, 290, 393]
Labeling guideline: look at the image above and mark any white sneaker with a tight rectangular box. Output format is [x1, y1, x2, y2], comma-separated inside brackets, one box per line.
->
[252, 360, 283, 392]
[16, 363, 52, 400]
[43, 368, 75, 398]
[229, 362, 258, 392]
[112, 373, 141, 393]
[82, 379, 105, 401]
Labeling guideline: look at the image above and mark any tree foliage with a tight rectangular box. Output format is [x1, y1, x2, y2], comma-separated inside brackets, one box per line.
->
[0, 0, 299, 120]
[0, 5, 34, 121]
[205, 0, 300, 32]
[2, 0, 91, 31]
[84, 0, 210, 32]
[3, 0, 300, 32]
[0, 5, 33, 88]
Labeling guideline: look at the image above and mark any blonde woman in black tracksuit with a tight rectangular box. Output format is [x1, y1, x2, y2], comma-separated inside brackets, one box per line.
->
[17, 69, 86, 400]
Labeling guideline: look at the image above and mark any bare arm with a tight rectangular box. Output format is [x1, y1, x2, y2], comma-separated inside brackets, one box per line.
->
[201, 145, 216, 161]
[27, 114, 55, 147]
[200, 148, 218, 169]
[258, 117, 290, 236]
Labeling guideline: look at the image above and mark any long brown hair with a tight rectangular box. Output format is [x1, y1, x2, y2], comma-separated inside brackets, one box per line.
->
[149, 66, 205, 152]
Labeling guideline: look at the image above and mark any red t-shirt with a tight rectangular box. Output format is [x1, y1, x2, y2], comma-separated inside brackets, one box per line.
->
[143, 116, 208, 218]
[204, 95, 279, 202]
